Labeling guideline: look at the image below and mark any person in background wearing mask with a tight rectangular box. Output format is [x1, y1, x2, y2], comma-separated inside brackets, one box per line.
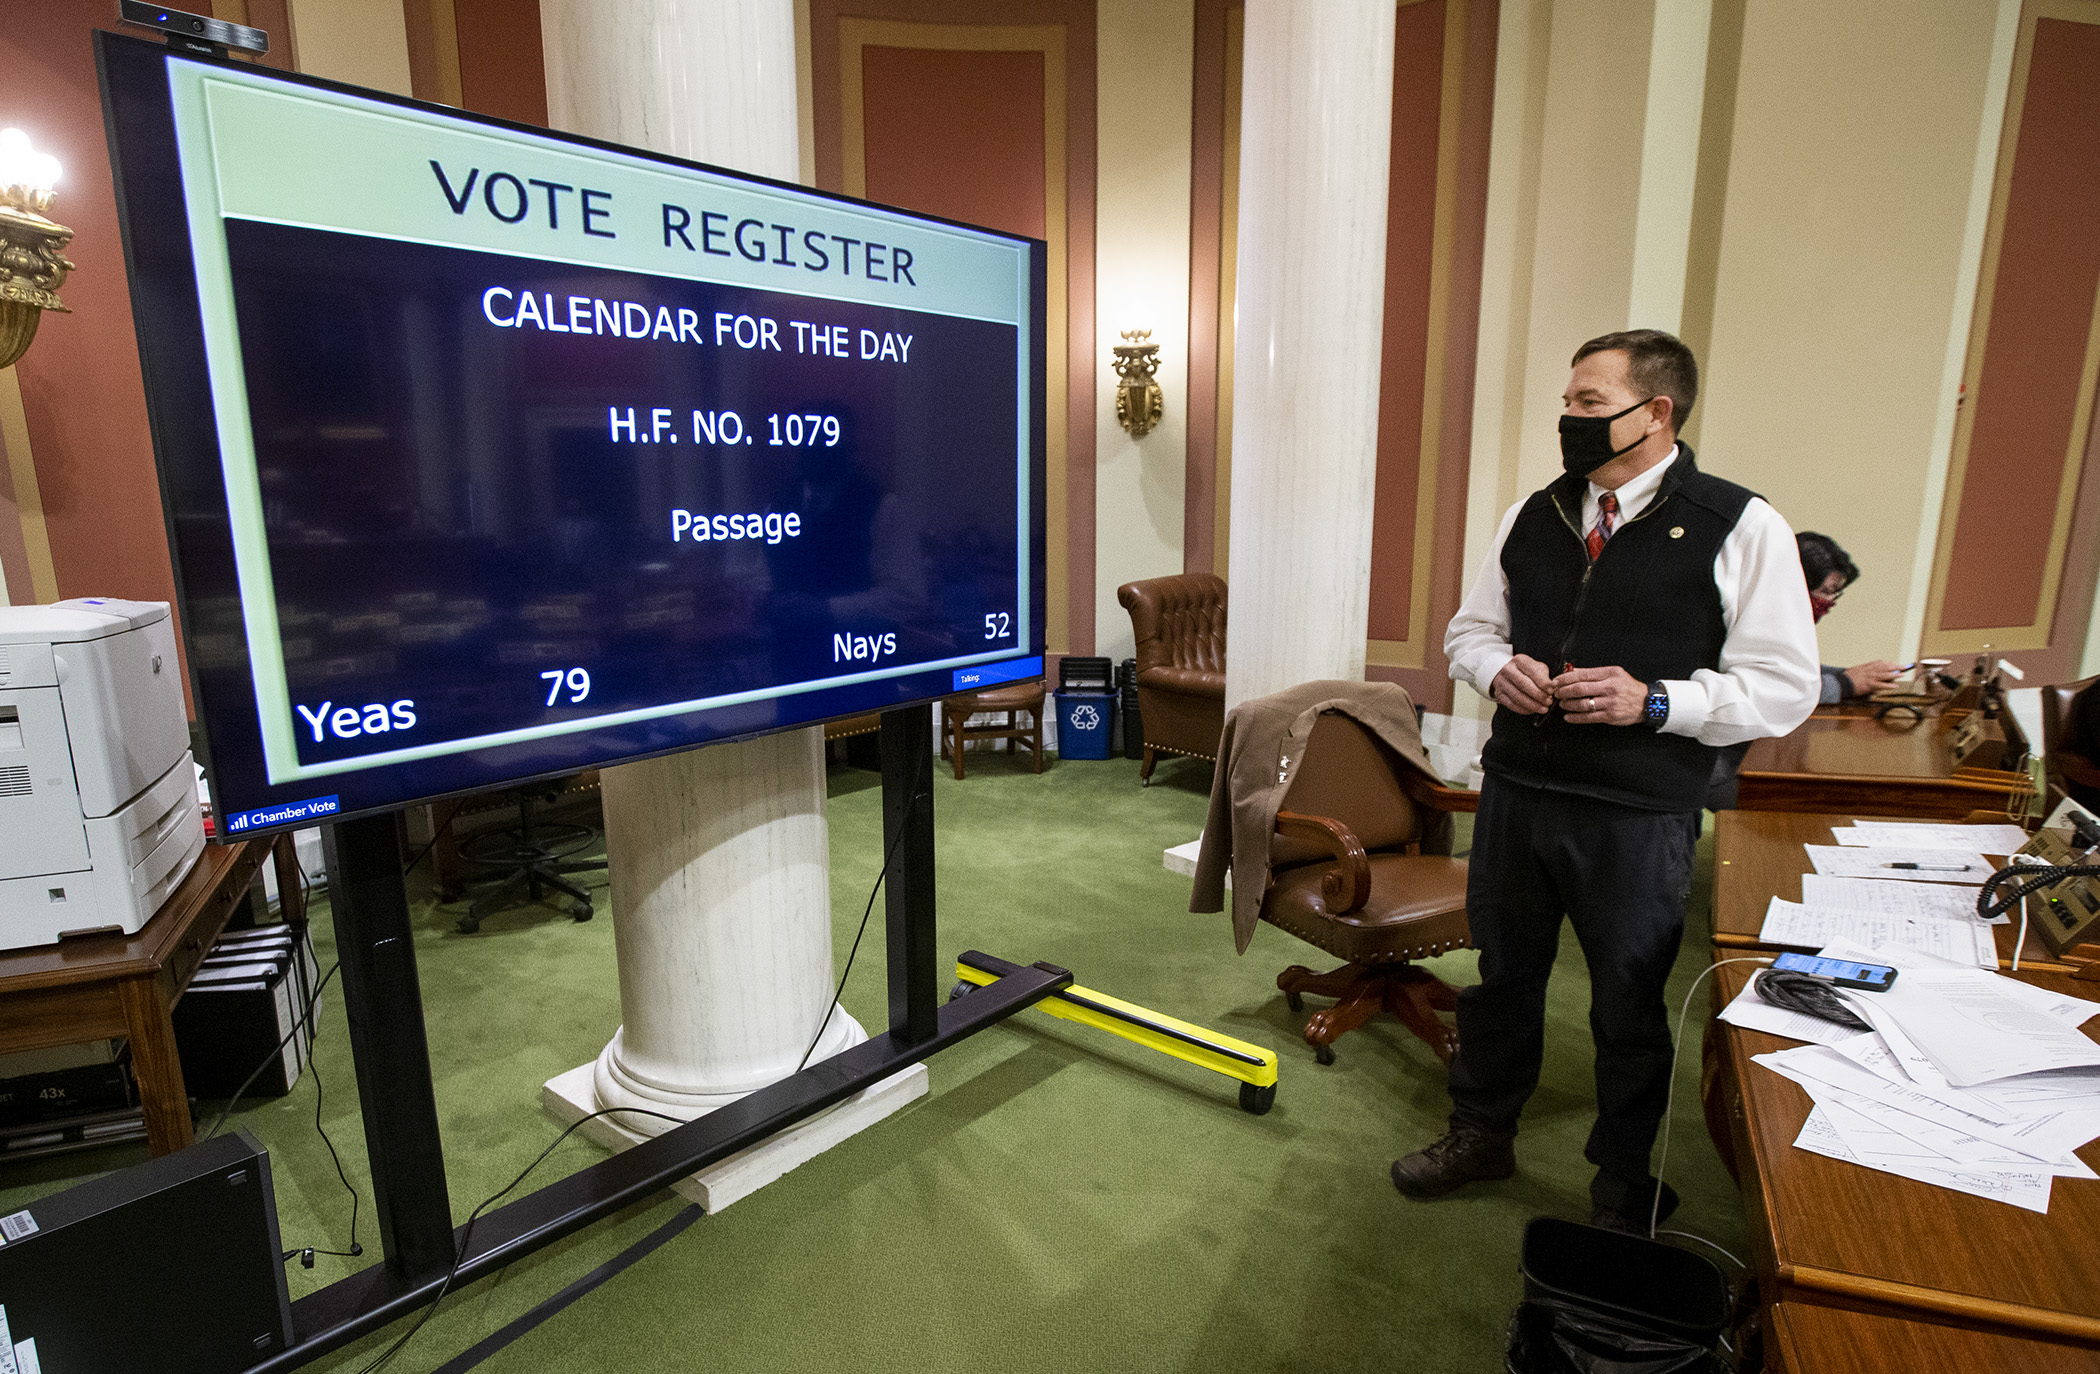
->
[1798, 531, 1902, 702]
[1392, 329, 1820, 1233]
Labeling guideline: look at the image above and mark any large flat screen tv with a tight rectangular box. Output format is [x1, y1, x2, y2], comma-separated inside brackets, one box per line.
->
[97, 32, 1046, 835]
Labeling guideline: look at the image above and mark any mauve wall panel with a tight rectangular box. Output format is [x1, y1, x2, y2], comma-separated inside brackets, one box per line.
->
[1366, 0, 1446, 644]
[859, 46, 1048, 240]
[1941, 17, 2100, 632]
[454, 0, 548, 127]
[2, 0, 189, 699]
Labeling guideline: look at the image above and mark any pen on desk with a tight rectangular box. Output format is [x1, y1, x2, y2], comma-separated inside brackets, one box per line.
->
[1886, 861, 1971, 871]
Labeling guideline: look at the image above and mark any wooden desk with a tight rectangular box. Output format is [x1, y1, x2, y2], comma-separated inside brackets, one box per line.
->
[1709, 809, 2067, 972]
[1714, 958, 2100, 1348]
[1736, 709, 2027, 819]
[1767, 1302, 2100, 1373]
[0, 836, 295, 1156]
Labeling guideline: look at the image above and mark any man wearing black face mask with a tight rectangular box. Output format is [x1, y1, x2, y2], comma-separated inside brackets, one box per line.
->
[1392, 329, 1820, 1233]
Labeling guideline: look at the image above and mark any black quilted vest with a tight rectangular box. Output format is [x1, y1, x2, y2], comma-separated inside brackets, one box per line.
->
[1480, 447, 1755, 812]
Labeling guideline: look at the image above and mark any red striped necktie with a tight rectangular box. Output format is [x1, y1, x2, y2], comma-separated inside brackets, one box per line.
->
[1586, 491, 1619, 561]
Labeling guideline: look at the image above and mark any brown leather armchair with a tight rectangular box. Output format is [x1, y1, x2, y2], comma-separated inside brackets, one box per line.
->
[1116, 573, 1226, 784]
[2042, 675, 2100, 812]
[1262, 711, 1475, 1064]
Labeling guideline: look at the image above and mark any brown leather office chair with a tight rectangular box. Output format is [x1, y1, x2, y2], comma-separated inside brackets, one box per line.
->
[1261, 711, 1474, 1064]
[1116, 573, 1226, 784]
[2042, 675, 2100, 812]
[939, 680, 1045, 779]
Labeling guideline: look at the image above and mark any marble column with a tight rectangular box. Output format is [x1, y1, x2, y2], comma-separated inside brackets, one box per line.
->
[537, 0, 872, 1163]
[1223, 0, 1398, 709]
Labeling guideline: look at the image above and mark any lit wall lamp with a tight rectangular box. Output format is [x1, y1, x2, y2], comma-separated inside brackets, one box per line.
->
[1112, 328, 1162, 438]
[0, 128, 74, 370]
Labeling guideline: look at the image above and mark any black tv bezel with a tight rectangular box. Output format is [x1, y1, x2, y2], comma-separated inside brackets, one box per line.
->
[95, 29, 1050, 835]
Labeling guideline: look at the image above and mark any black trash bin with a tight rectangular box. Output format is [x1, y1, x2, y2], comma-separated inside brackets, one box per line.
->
[1506, 1218, 1728, 1374]
[1118, 657, 1143, 760]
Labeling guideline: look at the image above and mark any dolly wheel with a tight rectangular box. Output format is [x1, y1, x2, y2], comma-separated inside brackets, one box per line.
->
[1238, 1082, 1276, 1115]
[949, 979, 976, 1003]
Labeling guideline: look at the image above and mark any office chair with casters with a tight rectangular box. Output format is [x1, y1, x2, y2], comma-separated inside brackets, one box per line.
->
[1117, 573, 1226, 784]
[1259, 711, 1475, 1064]
[453, 780, 606, 933]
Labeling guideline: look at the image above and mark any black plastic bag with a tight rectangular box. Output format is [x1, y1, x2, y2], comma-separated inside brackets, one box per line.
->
[1507, 1299, 1717, 1374]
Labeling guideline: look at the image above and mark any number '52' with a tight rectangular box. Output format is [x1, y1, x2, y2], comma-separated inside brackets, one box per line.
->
[542, 667, 592, 705]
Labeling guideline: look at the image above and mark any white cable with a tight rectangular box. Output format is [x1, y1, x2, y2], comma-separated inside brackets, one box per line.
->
[1657, 1228, 1744, 1270]
[1650, 956, 1775, 1240]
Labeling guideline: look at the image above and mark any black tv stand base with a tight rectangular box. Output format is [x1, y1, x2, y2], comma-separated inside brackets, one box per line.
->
[256, 702, 1055, 1372]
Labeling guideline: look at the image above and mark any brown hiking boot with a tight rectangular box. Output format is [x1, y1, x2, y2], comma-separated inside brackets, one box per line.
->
[1390, 1126, 1516, 1198]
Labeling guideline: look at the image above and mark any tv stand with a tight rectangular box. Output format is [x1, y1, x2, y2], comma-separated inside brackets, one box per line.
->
[259, 704, 1072, 1369]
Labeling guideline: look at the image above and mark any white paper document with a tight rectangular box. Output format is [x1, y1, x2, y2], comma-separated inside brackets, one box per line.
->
[1879, 972, 2100, 1085]
[1718, 976, 1863, 1047]
[1816, 937, 1977, 972]
[1834, 821, 2031, 853]
[1801, 874, 2004, 924]
[1794, 1105, 2056, 1212]
[1804, 845, 1992, 885]
[1757, 896, 1997, 967]
[1757, 1045, 2047, 1154]
[1806, 1075, 2097, 1176]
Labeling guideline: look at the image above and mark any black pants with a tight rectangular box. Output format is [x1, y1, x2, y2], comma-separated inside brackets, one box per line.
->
[1446, 776, 1695, 1212]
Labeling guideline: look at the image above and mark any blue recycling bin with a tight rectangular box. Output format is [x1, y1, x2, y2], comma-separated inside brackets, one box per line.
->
[1056, 690, 1117, 760]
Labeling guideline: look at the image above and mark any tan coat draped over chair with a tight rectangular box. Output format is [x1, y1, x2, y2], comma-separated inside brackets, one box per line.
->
[1191, 680, 1478, 1063]
[1116, 573, 1226, 784]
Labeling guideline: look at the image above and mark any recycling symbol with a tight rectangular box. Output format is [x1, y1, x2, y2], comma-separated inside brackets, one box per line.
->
[1070, 704, 1102, 730]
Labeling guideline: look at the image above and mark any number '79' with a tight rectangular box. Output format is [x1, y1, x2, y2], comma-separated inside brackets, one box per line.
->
[542, 667, 592, 705]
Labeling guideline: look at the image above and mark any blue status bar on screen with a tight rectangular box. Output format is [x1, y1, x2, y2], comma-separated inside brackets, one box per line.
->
[953, 656, 1043, 692]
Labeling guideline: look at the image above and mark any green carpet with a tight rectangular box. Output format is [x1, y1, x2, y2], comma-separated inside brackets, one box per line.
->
[0, 750, 1748, 1372]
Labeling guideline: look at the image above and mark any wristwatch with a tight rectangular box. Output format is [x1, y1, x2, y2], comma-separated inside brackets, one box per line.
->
[1642, 682, 1669, 729]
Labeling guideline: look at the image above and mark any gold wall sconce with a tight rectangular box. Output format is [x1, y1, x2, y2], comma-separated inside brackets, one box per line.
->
[0, 128, 74, 370]
[1112, 329, 1162, 438]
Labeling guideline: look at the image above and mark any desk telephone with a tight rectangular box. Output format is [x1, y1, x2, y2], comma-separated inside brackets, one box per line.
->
[1939, 654, 2031, 774]
[2002, 797, 2100, 957]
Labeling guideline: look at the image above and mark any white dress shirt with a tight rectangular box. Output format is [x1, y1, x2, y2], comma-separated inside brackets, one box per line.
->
[1445, 447, 1821, 746]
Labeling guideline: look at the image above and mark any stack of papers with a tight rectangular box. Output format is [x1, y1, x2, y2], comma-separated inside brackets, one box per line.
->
[1758, 896, 1997, 967]
[1803, 846, 1992, 883]
[1773, 817, 2024, 966]
[1832, 820, 2030, 853]
[1724, 942, 2100, 1211]
[1805, 816, 2025, 888]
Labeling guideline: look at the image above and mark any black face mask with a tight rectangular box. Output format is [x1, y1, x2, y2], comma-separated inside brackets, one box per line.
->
[1558, 397, 1655, 477]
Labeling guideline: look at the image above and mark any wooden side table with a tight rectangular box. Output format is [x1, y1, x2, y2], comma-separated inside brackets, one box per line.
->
[0, 834, 297, 1156]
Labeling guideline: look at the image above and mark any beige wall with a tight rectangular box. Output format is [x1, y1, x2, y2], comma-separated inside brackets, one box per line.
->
[1463, 0, 1666, 720]
[1698, 0, 2012, 672]
[1093, 0, 1193, 664]
[286, 0, 415, 93]
[1464, 0, 2023, 717]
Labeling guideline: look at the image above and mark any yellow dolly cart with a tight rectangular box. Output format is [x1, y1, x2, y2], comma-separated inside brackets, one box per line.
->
[950, 949, 1280, 1114]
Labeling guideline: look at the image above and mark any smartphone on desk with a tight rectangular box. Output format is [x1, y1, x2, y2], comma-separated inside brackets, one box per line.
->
[1772, 951, 1899, 991]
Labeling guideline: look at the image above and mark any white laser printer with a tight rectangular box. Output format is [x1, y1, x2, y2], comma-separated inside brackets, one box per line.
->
[0, 598, 205, 948]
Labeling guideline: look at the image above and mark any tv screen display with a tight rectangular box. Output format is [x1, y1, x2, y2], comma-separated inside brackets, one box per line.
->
[97, 33, 1046, 835]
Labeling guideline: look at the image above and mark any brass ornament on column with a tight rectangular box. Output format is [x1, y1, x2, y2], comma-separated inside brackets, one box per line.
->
[0, 129, 74, 371]
[1112, 328, 1163, 438]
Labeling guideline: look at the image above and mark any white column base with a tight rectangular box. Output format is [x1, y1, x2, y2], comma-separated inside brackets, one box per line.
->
[540, 1057, 929, 1213]
[1164, 836, 1226, 886]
